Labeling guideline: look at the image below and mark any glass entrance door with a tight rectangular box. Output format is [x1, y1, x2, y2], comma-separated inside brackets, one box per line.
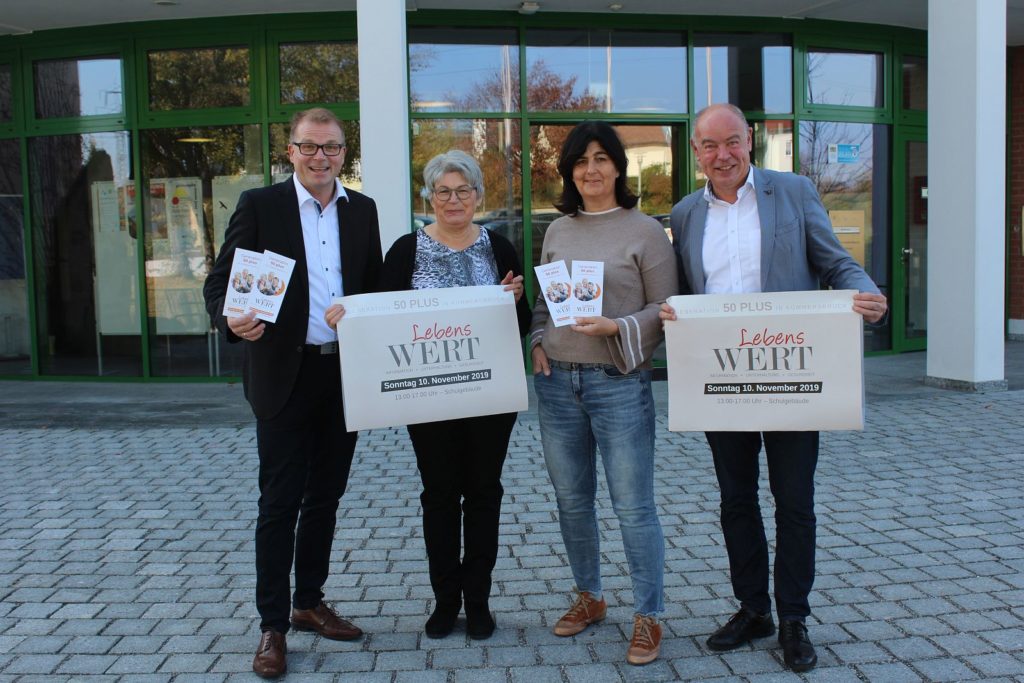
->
[894, 129, 927, 351]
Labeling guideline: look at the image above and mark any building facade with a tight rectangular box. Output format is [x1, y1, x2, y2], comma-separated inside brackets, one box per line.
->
[0, 1, 1014, 387]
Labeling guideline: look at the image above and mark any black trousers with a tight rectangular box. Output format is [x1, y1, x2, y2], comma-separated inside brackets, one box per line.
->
[254, 351, 356, 633]
[407, 411, 517, 605]
[705, 430, 819, 621]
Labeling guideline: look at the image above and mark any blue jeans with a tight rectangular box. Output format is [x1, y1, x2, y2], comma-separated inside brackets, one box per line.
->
[534, 361, 664, 616]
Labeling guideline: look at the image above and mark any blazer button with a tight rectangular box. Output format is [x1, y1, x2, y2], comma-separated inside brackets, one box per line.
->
[296, 346, 303, 353]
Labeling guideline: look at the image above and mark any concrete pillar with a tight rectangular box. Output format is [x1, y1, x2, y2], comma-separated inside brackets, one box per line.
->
[357, 0, 410, 252]
[925, 0, 1007, 391]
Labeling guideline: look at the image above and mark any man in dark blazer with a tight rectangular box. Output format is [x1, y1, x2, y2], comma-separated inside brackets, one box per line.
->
[662, 104, 887, 673]
[203, 107, 382, 679]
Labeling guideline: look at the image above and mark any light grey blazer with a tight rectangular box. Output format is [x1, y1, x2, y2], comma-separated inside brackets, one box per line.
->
[669, 166, 880, 296]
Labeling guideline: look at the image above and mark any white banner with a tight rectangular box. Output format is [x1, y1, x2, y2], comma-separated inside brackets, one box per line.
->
[665, 290, 864, 432]
[336, 285, 528, 431]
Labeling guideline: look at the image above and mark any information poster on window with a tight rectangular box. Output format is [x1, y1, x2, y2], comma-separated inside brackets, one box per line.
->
[90, 181, 140, 335]
[664, 290, 864, 432]
[146, 177, 208, 335]
[336, 286, 527, 432]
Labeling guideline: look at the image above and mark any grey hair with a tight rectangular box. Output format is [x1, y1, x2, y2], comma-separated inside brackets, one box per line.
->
[423, 150, 484, 200]
[691, 103, 750, 144]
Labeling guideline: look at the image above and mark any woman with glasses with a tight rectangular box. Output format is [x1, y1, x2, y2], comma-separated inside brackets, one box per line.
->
[378, 150, 530, 640]
[530, 121, 677, 665]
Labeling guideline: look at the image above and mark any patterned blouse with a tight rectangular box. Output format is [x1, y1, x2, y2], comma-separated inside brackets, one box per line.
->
[411, 228, 500, 290]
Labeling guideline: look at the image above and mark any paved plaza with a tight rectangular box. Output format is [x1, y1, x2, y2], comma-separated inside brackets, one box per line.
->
[1, 346, 1023, 682]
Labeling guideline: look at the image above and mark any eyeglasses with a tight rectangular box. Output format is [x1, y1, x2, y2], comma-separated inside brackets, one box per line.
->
[433, 186, 475, 202]
[291, 142, 345, 157]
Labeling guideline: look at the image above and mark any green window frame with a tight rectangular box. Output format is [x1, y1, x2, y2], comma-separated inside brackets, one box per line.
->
[266, 26, 360, 119]
[23, 41, 130, 134]
[135, 30, 264, 127]
[795, 35, 893, 123]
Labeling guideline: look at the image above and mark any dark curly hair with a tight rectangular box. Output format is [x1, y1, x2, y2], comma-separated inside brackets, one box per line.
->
[554, 121, 637, 215]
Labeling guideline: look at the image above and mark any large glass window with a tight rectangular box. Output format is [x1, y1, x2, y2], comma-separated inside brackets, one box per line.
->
[29, 132, 140, 375]
[147, 47, 250, 111]
[411, 119, 522, 260]
[806, 48, 884, 108]
[140, 125, 262, 377]
[0, 63, 12, 122]
[0, 139, 30, 374]
[279, 41, 358, 105]
[902, 54, 927, 111]
[693, 33, 792, 113]
[409, 28, 519, 113]
[799, 120, 890, 351]
[33, 56, 123, 118]
[526, 29, 686, 113]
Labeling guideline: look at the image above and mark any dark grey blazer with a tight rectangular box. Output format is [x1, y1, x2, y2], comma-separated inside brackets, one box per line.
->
[669, 166, 879, 296]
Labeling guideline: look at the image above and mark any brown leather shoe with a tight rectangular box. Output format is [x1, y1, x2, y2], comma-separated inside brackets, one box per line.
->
[290, 602, 363, 641]
[626, 614, 662, 665]
[252, 630, 286, 679]
[553, 591, 607, 636]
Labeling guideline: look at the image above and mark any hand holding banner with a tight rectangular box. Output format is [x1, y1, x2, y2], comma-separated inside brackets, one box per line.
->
[664, 290, 864, 432]
[336, 285, 528, 431]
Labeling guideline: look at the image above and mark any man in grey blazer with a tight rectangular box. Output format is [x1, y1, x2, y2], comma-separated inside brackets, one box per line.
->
[662, 104, 887, 673]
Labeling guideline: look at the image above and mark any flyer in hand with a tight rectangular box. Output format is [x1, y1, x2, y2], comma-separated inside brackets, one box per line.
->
[534, 260, 575, 327]
[247, 250, 296, 323]
[336, 285, 528, 431]
[570, 260, 603, 318]
[222, 248, 264, 317]
[664, 289, 864, 432]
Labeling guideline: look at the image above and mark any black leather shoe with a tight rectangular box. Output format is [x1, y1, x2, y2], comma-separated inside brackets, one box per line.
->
[706, 607, 775, 651]
[425, 601, 461, 639]
[778, 619, 817, 672]
[465, 601, 495, 640]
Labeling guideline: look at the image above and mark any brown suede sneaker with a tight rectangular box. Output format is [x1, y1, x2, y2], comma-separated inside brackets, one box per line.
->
[252, 630, 286, 678]
[290, 602, 363, 641]
[552, 591, 607, 636]
[626, 614, 662, 665]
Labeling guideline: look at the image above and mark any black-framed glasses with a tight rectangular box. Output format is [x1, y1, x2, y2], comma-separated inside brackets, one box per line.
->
[291, 141, 345, 156]
[433, 185, 475, 201]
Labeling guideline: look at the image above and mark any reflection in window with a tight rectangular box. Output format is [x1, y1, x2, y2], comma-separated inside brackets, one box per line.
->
[34, 57, 123, 118]
[526, 29, 686, 113]
[411, 119, 522, 260]
[0, 63, 12, 122]
[29, 132, 140, 375]
[754, 120, 793, 172]
[141, 125, 262, 376]
[148, 47, 249, 111]
[799, 120, 890, 351]
[693, 33, 791, 113]
[270, 120, 361, 187]
[279, 41, 358, 104]
[0, 139, 30, 374]
[409, 28, 519, 113]
[902, 55, 927, 111]
[806, 48, 884, 108]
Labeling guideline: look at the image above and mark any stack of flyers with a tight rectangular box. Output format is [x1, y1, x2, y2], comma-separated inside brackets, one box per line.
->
[534, 260, 574, 327]
[534, 260, 606, 326]
[222, 248, 297, 323]
[571, 261, 603, 317]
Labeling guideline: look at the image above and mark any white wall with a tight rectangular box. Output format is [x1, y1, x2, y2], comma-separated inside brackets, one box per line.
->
[357, 0, 411, 252]
[926, 0, 1006, 389]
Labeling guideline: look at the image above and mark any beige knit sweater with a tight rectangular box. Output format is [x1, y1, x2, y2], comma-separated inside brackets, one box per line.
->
[529, 207, 678, 373]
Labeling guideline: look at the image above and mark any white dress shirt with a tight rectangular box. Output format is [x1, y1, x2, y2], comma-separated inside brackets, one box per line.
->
[702, 169, 762, 294]
[293, 174, 346, 344]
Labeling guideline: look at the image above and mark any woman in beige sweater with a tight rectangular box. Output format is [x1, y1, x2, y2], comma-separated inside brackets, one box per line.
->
[530, 121, 677, 666]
